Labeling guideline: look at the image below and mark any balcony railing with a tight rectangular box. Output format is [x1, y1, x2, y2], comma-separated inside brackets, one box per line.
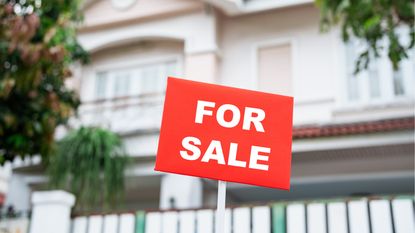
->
[71, 195, 415, 233]
[78, 92, 165, 134]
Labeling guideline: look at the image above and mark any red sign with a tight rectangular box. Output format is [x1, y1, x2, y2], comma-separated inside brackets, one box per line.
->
[155, 77, 293, 190]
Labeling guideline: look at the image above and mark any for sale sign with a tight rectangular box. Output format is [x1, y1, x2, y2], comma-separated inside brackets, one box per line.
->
[155, 77, 293, 190]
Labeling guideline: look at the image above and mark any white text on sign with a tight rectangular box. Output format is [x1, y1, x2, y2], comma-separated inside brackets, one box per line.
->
[179, 100, 271, 171]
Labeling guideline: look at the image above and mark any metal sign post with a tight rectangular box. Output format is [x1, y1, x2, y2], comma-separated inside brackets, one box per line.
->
[215, 180, 227, 233]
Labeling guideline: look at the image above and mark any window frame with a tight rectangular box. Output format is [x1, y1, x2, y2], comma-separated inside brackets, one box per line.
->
[336, 38, 415, 110]
[251, 37, 298, 95]
[92, 55, 183, 100]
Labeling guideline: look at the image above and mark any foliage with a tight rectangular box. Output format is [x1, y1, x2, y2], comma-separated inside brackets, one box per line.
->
[48, 127, 129, 210]
[0, 0, 88, 164]
[316, 0, 414, 73]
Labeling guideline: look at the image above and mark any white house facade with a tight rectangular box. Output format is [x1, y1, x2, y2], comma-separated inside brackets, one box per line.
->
[4, 0, 414, 231]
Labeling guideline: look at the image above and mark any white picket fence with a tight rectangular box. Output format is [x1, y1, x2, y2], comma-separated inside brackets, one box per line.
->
[71, 196, 415, 233]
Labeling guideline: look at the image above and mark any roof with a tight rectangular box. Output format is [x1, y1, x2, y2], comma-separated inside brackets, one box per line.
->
[83, 0, 313, 17]
[0, 193, 4, 206]
[202, 0, 313, 15]
[293, 117, 415, 139]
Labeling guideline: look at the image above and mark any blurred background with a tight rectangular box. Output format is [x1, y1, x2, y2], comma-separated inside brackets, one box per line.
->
[0, 0, 414, 233]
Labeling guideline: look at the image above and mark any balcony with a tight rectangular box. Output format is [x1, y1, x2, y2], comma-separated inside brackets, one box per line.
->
[78, 92, 165, 134]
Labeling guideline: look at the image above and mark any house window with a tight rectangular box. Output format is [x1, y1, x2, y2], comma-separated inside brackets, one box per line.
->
[95, 72, 108, 99]
[393, 69, 405, 96]
[257, 43, 293, 96]
[344, 39, 414, 104]
[141, 65, 158, 94]
[368, 60, 381, 99]
[94, 60, 178, 99]
[114, 72, 130, 97]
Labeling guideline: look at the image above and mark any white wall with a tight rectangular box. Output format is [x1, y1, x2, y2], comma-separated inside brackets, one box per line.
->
[78, 5, 342, 126]
[82, 0, 203, 29]
[5, 173, 31, 211]
[219, 5, 339, 124]
[78, 11, 218, 55]
[0, 164, 10, 195]
[78, 4, 414, 127]
[80, 40, 184, 102]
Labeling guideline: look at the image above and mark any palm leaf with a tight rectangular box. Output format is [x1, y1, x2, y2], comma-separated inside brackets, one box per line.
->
[47, 126, 129, 211]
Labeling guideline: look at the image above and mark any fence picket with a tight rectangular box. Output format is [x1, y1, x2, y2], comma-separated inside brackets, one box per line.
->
[272, 204, 286, 233]
[119, 214, 135, 233]
[72, 217, 88, 233]
[348, 200, 370, 233]
[162, 211, 179, 233]
[370, 200, 393, 233]
[179, 211, 196, 233]
[287, 204, 306, 233]
[392, 199, 415, 233]
[224, 209, 232, 233]
[307, 203, 326, 233]
[233, 207, 251, 233]
[196, 209, 213, 233]
[103, 215, 118, 233]
[135, 212, 145, 233]
[252, 206, 270, 233]
[145, 212, 161, 233]
[87, 215, 103, 233]
[327, 202, 347, 233]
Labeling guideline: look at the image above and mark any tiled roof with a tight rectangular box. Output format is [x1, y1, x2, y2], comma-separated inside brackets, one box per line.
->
[0, 193, 4, 205]
[293, 117, 414, 139]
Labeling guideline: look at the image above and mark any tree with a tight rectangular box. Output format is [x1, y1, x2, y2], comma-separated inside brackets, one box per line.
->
[48, 127, 129, 211]
[0, 0, 88, 164]
[316, 0, 414, 73]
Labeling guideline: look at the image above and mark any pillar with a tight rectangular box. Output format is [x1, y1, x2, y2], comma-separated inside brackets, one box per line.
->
[5, 173, 31, 211]
[160, 174, 203, 210]
[184, 52, 219, 84]
[29, 190, 75, 233]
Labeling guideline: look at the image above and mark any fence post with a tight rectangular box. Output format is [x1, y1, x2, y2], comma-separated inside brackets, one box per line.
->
[29, 190, 75, 233]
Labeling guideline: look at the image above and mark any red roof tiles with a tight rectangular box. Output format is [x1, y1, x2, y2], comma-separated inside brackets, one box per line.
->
[293, 117, 415, 139]
[0, 193, 4, 206]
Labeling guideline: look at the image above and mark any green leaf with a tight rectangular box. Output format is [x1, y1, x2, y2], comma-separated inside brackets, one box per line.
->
[0, 0, 88, 163]
[364, 15, 381, 31]
[316, 0, 414, 73]
[47, 127, 130, 212]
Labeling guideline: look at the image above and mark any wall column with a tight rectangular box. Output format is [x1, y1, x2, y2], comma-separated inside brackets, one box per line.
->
[184, 51, 219, 83]
[160, 174, 203, 210]
[5, 173, 31, 211]
[29, 190, 75, 233]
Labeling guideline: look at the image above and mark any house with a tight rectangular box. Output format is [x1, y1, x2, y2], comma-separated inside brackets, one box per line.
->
[5, 0, 414, 224]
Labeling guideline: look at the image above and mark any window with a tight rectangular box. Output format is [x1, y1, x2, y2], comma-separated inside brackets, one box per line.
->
[95, 72, 108, 99]
[344, 39, 414, 105]
[368, 60, 381, 99]
[393, 69, 405, 96]
[94, 60, 178, 99]
[114, 72, 130, 97]
[141, 65, 159, 94]
[257, 43, 293, 96]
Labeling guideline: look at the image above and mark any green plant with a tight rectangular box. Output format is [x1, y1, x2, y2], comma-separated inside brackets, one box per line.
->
[48, 127, 129, 210]
[0, 0, 88, 164]
[316, 0, 414, 74]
